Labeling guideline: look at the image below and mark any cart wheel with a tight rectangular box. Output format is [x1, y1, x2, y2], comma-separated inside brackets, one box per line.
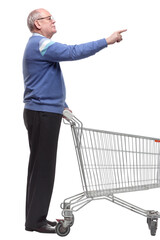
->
[150, 219, 158, 236]
[69, 214, 75, 227]
[147, 218, 151, 229]
[56, 222, 70, 237]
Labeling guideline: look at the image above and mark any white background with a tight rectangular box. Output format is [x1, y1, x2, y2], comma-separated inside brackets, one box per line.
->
[1, 0, 160, 239]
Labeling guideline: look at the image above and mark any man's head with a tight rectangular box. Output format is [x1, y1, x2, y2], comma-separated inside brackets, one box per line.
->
[27, 8, 56, 39]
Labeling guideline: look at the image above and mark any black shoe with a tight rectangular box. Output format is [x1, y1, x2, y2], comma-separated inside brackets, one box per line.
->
[46, 220, 57, 227]
[25, 223, 56, 233]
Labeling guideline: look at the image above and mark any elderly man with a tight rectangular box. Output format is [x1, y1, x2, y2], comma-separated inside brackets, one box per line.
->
[23, 8, 126, 233]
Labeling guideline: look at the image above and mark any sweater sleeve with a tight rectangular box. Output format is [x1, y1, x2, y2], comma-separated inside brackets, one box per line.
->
[39, 38, 107, 62]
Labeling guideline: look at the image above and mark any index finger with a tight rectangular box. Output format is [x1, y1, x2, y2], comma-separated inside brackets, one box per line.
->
[117, 29, 127, 34]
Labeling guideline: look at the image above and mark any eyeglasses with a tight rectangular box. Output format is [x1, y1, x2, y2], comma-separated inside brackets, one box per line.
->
[37, 15, 54, 21]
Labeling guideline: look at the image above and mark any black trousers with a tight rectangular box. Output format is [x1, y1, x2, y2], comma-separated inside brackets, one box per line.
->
[23, 109, 62, 228]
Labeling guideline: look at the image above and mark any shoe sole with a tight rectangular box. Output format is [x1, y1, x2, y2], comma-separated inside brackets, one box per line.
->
[25, 227, 34, 232]
[25, 227, 56, 233]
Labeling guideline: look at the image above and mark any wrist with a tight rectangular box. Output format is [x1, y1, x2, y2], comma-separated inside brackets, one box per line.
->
[106, 38, 111, 45]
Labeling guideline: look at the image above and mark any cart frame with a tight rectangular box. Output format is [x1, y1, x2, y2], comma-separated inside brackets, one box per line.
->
[56, 111, 160, 236]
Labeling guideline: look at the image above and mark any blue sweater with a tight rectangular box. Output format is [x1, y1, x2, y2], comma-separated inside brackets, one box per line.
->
[23, 33, 107, 114]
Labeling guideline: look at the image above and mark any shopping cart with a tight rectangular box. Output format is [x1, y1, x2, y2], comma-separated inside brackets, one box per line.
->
[56, 110, 160, 236]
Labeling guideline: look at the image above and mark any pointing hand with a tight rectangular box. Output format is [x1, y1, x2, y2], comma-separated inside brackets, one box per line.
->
[106, 29, 127, 45]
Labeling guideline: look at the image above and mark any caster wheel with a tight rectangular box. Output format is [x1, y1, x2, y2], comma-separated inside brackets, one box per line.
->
[147, 218, 151, 229]
[69, 215, 75, 227]
[56, 222, 70, 237]
[150, 219, 158, 236]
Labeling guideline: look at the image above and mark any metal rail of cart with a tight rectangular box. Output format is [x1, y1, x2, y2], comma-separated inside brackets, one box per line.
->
[56, 110, 160, 236]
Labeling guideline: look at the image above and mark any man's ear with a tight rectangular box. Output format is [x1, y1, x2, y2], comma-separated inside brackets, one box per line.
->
[34, 20, 41, 30]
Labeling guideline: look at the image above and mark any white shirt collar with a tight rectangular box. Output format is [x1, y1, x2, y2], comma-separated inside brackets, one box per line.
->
[32, 33, 44, 37]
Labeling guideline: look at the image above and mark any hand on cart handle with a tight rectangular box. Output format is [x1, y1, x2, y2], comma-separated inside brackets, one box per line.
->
[63, 108, 74, 121]
[106, 29, 127, 45]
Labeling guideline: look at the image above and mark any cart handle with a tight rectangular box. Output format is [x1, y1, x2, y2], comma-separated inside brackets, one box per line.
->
[63, 109, 83, 128]
[63, 109, 74, 121]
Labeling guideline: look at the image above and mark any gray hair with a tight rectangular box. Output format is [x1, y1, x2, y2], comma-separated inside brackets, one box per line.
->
[27, 9, 42, 32]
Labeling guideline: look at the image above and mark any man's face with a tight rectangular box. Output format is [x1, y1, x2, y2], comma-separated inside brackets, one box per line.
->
[35, 9, 57, 38]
